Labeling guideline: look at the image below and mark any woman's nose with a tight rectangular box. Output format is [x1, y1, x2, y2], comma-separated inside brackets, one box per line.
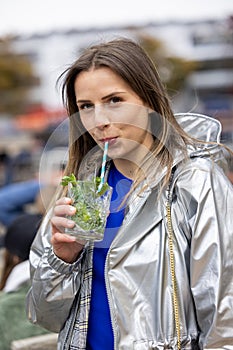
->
[94, 104, 110, 129]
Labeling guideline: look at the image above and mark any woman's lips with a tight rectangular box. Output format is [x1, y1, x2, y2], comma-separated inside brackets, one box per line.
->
[100, 137, 118, 146]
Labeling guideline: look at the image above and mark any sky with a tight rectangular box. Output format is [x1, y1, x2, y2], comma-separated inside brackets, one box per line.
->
[1, 0, 233, 36]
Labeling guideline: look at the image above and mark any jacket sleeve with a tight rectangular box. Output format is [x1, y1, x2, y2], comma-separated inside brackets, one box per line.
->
[26, 210, 87, 333]
[174, 157, 233, 349]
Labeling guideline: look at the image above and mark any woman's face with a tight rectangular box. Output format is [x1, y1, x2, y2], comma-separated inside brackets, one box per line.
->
[74, 67, 154, 165]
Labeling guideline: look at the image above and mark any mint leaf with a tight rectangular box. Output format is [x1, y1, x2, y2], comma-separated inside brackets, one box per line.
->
[60, 173, 77, 187]
[60, 173, 111, 233]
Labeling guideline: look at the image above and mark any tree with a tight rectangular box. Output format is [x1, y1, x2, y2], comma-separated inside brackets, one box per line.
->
[0, 36, 40, 116]
[137, 33, 197, 96]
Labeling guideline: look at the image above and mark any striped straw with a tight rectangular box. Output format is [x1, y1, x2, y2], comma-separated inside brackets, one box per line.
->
[97, 141, 108, 193]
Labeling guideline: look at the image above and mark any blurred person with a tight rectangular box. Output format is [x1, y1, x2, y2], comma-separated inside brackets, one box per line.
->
[0, 149, 10, 187]
[0, 148, 66, 231]
[0, 179, 40, 229]
[0, 185, 56, 349]
[4, 148, 33, 184]
[26, 38, 233, 349]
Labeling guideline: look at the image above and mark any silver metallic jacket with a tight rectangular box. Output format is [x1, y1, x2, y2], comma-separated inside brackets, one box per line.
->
[26, 114, 233, 349]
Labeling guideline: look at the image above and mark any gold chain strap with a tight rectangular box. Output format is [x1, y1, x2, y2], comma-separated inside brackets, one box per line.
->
[166, 199, 181, 350]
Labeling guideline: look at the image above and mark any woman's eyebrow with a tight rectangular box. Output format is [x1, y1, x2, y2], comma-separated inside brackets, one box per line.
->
[77, 91, 126, 104]
[76, 98, 90, 103]
[101, 91, 126, 101]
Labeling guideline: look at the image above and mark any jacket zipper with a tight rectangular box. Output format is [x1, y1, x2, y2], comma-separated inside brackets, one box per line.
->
[104, 187, 151, 350]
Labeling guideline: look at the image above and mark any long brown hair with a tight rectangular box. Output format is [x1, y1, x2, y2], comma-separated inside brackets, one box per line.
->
[57, 37, 194, 192]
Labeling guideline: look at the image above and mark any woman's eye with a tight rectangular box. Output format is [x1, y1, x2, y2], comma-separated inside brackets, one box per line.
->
[109, 96, 122, 104]
[79, 103, 93, 110]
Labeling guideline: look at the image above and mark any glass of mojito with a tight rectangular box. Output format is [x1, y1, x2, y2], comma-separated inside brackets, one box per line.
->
[61, 174, 112, 241]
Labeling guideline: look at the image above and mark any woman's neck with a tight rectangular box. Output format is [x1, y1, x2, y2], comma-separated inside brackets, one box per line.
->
[112, 159, 137, 180]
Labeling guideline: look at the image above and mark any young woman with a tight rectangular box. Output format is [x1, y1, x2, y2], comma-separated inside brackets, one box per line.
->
[26, 38, 233, 349]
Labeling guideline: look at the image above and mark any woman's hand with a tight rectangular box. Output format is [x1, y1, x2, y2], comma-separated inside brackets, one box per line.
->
[50, 197, 85, 263]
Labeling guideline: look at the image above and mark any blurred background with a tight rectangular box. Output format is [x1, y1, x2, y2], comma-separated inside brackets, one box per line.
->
[1, 3, 232, 345]
[0, 0, 233, 189]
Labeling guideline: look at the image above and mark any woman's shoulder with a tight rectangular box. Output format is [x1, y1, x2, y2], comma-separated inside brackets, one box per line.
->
[177, 155, 221, 174]
[173, 154, 232, 198]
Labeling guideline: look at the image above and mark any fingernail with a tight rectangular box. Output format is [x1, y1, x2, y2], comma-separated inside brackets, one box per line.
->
[67, 220, 75, 227]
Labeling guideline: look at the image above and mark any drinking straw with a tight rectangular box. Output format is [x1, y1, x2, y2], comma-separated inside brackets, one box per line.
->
[97, 141, 108, 193]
